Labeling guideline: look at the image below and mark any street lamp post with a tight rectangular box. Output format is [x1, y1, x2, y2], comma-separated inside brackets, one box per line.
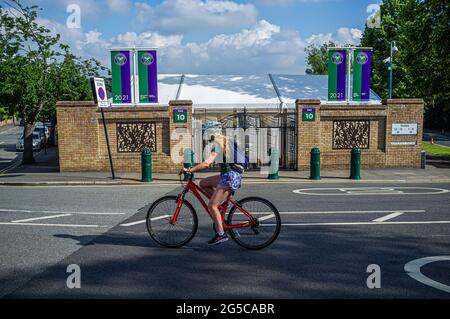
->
[388, 41, 398, 99]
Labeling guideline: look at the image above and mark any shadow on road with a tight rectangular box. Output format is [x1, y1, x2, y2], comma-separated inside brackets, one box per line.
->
[4, 224, 450, 299]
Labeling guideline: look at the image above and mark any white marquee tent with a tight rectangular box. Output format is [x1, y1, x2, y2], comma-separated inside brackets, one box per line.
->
[143, 74, 382, 110]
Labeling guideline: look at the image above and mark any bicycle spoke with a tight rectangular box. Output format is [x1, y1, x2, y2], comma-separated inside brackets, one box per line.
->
[147, 197, 197, 247]
[228, 197, 280, 249]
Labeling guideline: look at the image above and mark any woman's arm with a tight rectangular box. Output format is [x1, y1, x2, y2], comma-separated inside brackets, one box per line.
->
[183, 152, 218, 173]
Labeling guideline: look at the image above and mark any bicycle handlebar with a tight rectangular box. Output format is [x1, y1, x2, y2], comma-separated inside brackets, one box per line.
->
[178, 169, 194, 186]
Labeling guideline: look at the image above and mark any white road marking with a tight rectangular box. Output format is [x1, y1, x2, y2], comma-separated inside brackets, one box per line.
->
[120, 220, 146, 227]
[405, 256, 450, 294]
[262, 221, 450, 226]
[11, 213, 72, 223]
[237, 210, 425, 215]
[119, 210, 428, 227]
[0, 126, 17, 135]
[120, 215, 171, 226]
[293, 187, 450, 196]
[258, 214, 276, 221]
[372, 212, 404, 222]
[0, 222, 106, 228]
[0, 208, 125, 215]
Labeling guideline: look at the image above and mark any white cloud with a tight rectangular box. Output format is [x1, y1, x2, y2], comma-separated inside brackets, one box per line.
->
[258, 0, 324, 5]
[115, 32, 184, 48]
[57, 0, 102, 18]
[106, 0, 132, 14]
[306, 27, 362, 46]
[35, 13, 362, 74]
[134, 0, 258, 34]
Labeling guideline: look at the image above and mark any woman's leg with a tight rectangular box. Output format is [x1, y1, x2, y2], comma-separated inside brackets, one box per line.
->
[208, 186, 230, 233]
[199, 175, 220, 197]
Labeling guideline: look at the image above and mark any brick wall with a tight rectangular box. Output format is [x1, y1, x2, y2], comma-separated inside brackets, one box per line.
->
[295, 99, 424, 170]
[57, 100, 192, 173]
[57, 98, 423, 173]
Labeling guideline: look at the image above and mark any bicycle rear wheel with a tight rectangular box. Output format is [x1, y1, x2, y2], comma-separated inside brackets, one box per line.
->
[146, 195, 198, 248]
[227, 197, 281, 250]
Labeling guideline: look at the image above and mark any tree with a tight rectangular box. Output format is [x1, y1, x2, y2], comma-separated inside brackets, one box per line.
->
[1, 0, 62, 163]
[305, 41, 337, 75]
[361, 0, 450, 129]
[0, 0, 108, 163]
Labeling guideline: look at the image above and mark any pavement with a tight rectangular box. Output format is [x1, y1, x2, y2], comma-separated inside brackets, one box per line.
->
[0, 144, 450, 185]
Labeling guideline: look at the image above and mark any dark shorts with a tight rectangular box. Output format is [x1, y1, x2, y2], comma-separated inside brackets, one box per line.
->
[219, 170, 242, 192]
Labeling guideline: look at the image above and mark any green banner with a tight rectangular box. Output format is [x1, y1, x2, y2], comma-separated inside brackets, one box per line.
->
[111, 50, 132, 104]
[137, 50, 158, 103]
[328, 49, 347, 101]
[352, 48, 372, 101]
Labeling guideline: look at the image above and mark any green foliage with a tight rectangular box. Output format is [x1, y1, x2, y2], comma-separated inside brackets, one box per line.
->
[0, 106, 10, 121]
[0, 0, 108, 162]
[305, 41, 337, 75]
[0, 0, 108, 123]
[361, 0, 450, 129]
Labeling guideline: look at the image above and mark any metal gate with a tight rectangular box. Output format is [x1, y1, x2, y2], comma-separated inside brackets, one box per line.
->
[193, 108, 297, 170]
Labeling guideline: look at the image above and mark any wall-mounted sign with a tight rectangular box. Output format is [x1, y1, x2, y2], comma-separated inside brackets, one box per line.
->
[90, 77, 109, 108]
[302, 108, 316, 122]
[352, 48, 372, 101]
[391, 141, 417, 145]
[328, 49, 347, 101]
[173, 109, 188, 123]
[137, 50, 158, 103]
[392, 123, 418, 135]
[111, 50, 133, 104]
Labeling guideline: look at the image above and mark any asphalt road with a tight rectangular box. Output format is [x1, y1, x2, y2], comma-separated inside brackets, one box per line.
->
[1, 181, 449, 298]
[0, 125, 22, 172]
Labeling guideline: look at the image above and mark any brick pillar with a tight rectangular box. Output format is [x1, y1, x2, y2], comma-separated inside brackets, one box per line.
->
[168, 100, 193, 171]
[296, 99, 321, 170]
[385, 99, 424, 168]
[56, 101, 100, 172]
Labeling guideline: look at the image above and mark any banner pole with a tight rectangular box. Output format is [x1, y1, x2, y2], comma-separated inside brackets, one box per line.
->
[101, 108, 115, 179]
[347, 48, 352, 103]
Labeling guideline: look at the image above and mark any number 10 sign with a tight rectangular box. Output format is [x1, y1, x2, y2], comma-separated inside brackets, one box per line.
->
[302, 108, 316, 122]
[173, 109, 188, 123]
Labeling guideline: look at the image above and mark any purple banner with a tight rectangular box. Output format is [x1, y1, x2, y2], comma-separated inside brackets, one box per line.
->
[120, 51, 132, 103]
[138, 50, 158, 103]
[353, 49, 372, 101]
[328, 49, 347, 101]
[111, 50, 132, 104]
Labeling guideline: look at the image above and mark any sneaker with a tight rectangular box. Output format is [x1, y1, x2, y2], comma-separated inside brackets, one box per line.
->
[208, 233, 229, 245]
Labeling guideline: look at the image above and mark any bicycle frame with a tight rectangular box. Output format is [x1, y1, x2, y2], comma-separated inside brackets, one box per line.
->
[170, 177, 257, 229]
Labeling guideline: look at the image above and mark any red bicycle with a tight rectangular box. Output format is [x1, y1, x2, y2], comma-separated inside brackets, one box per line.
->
[146, 172, 281, 249]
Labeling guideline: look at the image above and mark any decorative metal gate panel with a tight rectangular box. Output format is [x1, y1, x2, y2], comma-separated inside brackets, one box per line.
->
[193, 109, 297, 170]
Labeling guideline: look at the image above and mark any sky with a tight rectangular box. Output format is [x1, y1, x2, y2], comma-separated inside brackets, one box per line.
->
[12, 0, 381, 74]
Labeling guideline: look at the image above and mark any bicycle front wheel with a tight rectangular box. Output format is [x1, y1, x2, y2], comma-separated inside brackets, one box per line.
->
[146, 195, 198, 248]
[227, 197, 281, 250]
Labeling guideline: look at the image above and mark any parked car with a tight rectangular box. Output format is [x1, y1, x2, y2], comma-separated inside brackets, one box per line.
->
[35, 122, 52, 142]
[16, 133, 44, 151]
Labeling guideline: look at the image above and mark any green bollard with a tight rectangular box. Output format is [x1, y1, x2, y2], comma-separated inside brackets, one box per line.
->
[141, 148, 153, 182]
[310, 147, 321, 180]
[268, 148, 280, 180]
[183, 148, 195, 181]
[350, 147, 361, 180]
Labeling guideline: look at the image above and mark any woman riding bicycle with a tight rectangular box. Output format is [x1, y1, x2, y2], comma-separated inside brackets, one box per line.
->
[181, 133, 244, 245]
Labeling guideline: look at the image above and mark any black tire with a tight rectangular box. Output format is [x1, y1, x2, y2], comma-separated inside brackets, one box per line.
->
[146, 195, 198, 248]
[227, 197, 281, 250]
